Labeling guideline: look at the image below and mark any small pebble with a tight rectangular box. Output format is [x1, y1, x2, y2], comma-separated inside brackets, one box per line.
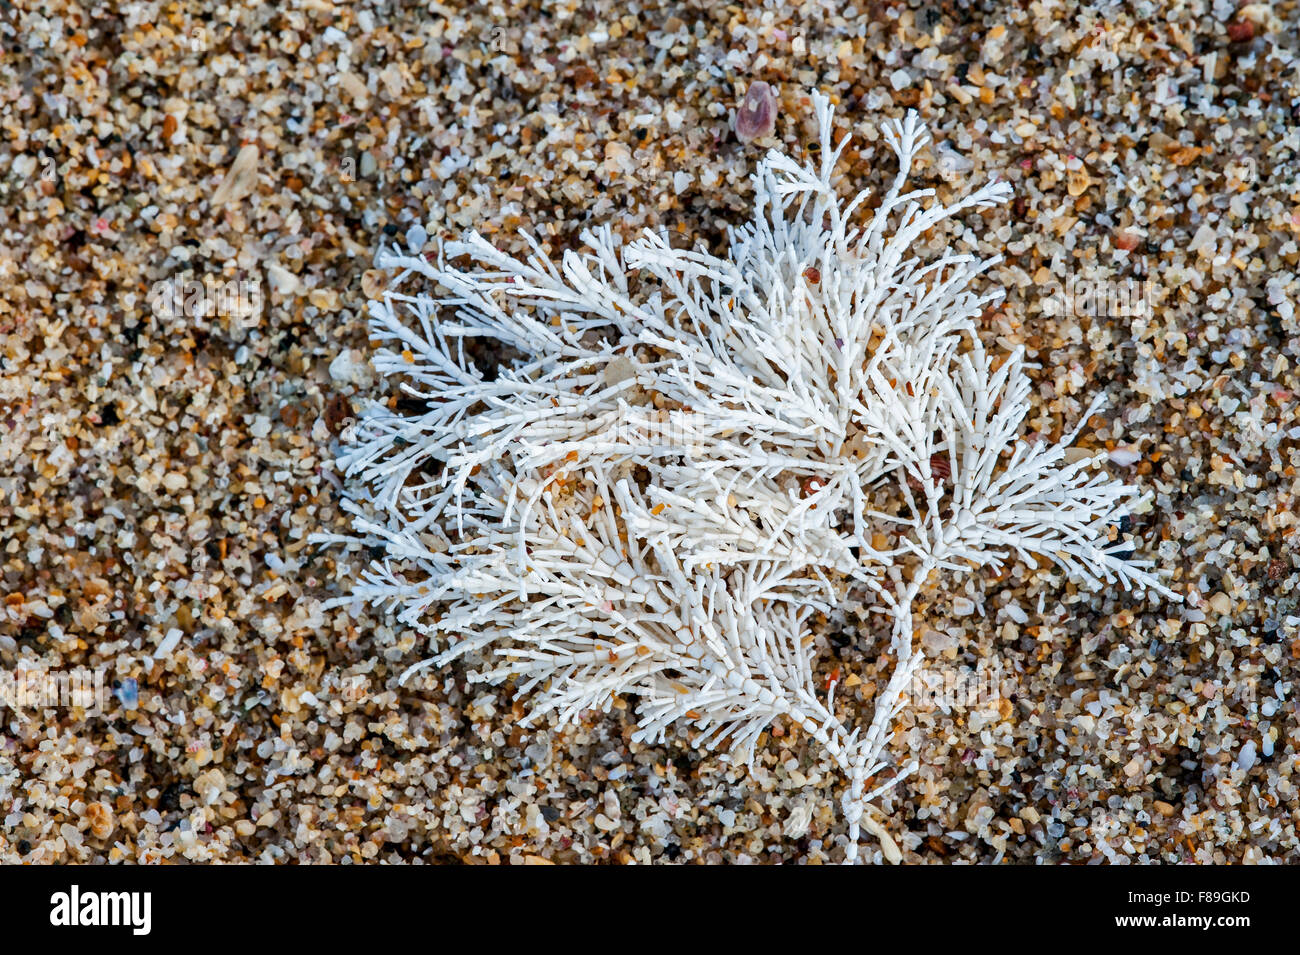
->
[1237, 741, 1257, 772]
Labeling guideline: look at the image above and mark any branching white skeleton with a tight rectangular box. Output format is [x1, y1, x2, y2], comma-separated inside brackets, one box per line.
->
[318, 93, 1176, 863]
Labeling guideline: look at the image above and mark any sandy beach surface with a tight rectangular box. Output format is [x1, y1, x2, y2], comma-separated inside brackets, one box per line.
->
[1, 0, 1298, 863]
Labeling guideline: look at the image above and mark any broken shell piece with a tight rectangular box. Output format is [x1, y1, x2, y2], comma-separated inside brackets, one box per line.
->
[1108, 446, 1141, 467]
[735, 81, 777, 144]
[211, 143, 259, 206]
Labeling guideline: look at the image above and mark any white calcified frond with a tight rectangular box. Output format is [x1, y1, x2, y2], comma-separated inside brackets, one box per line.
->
[319, 91, 1177, 865]
[922, 336, 1177, 598]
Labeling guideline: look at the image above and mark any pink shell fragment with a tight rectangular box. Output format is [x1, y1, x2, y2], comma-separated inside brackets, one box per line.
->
[735, 81, 777, 144]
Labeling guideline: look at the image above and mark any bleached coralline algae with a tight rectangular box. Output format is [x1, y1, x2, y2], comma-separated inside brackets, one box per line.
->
[319, 93, 1175, 863]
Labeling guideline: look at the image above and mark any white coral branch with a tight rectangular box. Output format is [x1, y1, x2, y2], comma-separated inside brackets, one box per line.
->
[318, 91, 1178, 865]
